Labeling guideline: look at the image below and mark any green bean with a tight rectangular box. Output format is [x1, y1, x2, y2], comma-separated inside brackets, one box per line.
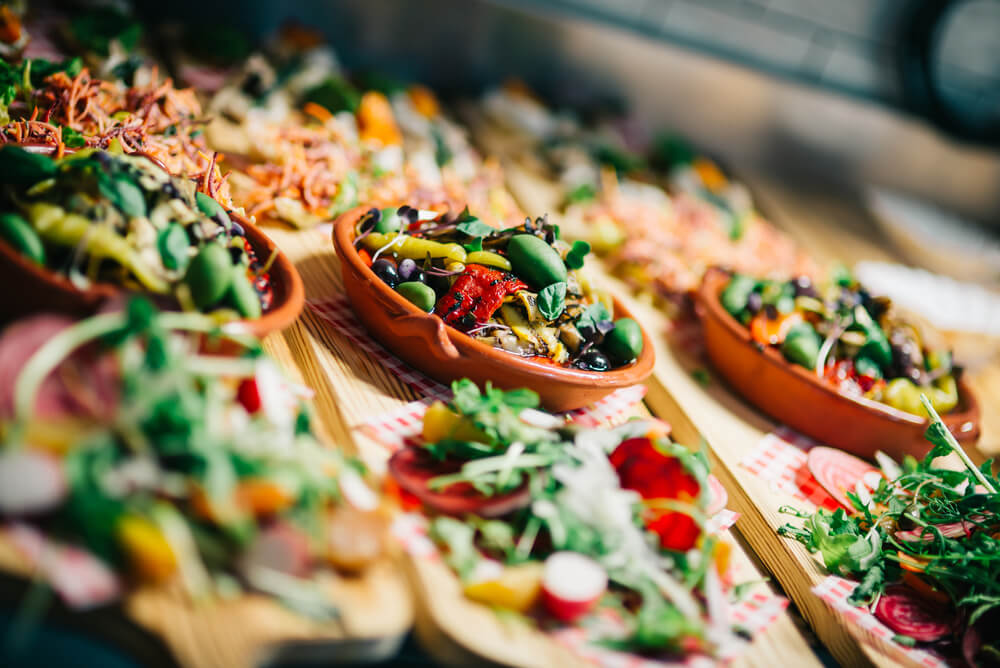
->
[195, 191, 231, 230]
[362, 232, 467, 263]
[0, 213, 46, 265]
[396, 281, 436, 312]
[226, 267, 262, 319]
[602, 318, 643, 364]
[183, 243, 233, 310]
[506, 234, 567, 289]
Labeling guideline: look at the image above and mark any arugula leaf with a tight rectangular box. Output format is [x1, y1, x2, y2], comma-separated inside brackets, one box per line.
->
[301, 77, 360, 114]
[61, 126, 87, 149]
[537, 282, 566, 320]
[431, 124, 452, 166]
[428, 517, 480, 580]
[564, 240, 591, 270]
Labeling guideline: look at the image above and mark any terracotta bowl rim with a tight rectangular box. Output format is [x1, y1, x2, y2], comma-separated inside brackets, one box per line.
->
[332, 205, 655, 388]
[697, 266, 980, 429]
[0, 144, 304, 335]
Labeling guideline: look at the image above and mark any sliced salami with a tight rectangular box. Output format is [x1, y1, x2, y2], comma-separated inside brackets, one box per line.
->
[806, 446, 880, 510]
[388, 447, 531, 518]
[873, 585, 953, 643]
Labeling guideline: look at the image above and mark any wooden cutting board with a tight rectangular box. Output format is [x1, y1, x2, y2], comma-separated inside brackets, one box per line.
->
[259, 224, 820, 668]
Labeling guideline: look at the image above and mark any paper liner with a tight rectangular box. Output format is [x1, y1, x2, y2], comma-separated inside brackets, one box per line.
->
[739, 426, 840, 511]
[813, 576, 946, 668]
[5, 522, 121, 609]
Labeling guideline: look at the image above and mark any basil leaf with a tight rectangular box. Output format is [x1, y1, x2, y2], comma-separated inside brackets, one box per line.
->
[576, 302, 611, 333]
[456, 218, 495, 239]
[538, 282, 566, 320]
[564, 240, 591, 270]
[61, 126, 87, 148]
[463, 236, 483, 253]
[564, 182, 596, 205]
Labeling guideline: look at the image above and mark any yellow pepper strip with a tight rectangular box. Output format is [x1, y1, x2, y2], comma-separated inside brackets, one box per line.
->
[465, 251, 511, 271]
[117, 515, 178, 583]
[422, 401, 488, 443]
[692, 157, 728, 192]
[29, 203, 170, 293]
[357, 91, 402, 146]
[362, 231, 467, 264]
[408, 84, 440, 119]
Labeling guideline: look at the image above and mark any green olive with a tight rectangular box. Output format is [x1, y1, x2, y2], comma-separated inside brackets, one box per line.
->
[0, 213, 46, 265]
[883, 378, 923, 416]
[397, 281, 436, 312]
[781, 322, 821, 369]
[226, 267, 263, 319]
[375, 207, 402, 234]
[720, 274, 756, 317]
[195, 191, 231, 230]
[506, 234, 567, 289]
[157, 223, 190, 271]
[183, 243, 233, 310]
[602, 318, 643, 365]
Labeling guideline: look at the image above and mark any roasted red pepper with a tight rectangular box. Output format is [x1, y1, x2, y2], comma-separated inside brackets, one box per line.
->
[611, 437, 703, 552]
[435, 264, 527, 330]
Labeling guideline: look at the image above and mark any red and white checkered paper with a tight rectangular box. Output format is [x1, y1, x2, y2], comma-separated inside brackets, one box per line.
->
[5, 523, 121, 609]
[813, 576, 946, 668]
[739, 426, 840, 511]
[309, 295, 649, 436]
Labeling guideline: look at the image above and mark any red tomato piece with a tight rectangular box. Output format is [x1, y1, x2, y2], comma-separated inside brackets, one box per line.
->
[237, 378, 262, 413]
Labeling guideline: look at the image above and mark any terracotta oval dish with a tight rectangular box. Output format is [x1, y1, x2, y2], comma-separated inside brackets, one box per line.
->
[697, 267, 980, 460]
[333, 206, 654, 412]
[0, 147, 303, 337]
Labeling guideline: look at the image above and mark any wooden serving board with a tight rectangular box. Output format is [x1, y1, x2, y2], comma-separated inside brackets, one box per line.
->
[491, 147, 997, 667]
[0, 295, 413, 668]
[258, 224, 820, 667]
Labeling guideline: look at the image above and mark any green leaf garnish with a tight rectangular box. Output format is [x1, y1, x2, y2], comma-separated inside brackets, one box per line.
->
[537, 282, 566, 320]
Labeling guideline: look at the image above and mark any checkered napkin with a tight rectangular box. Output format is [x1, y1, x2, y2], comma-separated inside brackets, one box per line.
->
[813, 576, 946, 668]
[309, 295, 650, 437]
[5, 523, 121, 610]
[739, 426, 840, 511]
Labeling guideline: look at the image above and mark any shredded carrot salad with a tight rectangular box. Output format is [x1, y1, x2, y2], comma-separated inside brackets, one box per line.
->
[0, 67, 231, 205]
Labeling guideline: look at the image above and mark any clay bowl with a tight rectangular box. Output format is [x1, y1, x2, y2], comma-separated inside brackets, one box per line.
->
[696, 267, 980, 460]
[333, 206, 655, 412]
[0, 146, 303, 336]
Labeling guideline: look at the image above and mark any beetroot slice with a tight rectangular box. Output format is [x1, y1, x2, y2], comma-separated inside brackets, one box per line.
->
[873, 585, 953, 642]
[388, 447, 531, 518]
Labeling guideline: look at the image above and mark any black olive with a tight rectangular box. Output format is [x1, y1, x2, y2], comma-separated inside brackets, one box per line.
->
[427, 273, 452, 298]
[793, 276, 817, 298]
[359, 208, 381, 233]
[228, 246, 245, 264]
[372, 257, 399, 288]
[746, 291, 763, 314]
[230, 220, 245, 237]
[574, 349, 611, 372]
[763, 303, 778, 320]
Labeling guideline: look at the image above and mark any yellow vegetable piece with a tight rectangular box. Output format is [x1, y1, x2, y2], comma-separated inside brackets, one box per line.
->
[357, 91, 402, 146]
[422, 401, 488, 443]
[713, 540, 732, 577]
[884, 375, 959, 416]
[588, 216, 625, 255]
[408, 84, 440, 119]
[117, 515, 178, 582]
[465, 251, 511, 271]
[463, 563, 544, 612]
[362, 232, 467, 264]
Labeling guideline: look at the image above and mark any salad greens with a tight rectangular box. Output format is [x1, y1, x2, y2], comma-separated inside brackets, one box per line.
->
[780, 398, 999, 658]
[0, 300, 385, 607]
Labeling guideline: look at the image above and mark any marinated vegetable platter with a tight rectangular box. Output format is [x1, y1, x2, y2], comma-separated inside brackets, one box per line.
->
[335, 204, 655, 411]
[699, 266, 980, 457]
